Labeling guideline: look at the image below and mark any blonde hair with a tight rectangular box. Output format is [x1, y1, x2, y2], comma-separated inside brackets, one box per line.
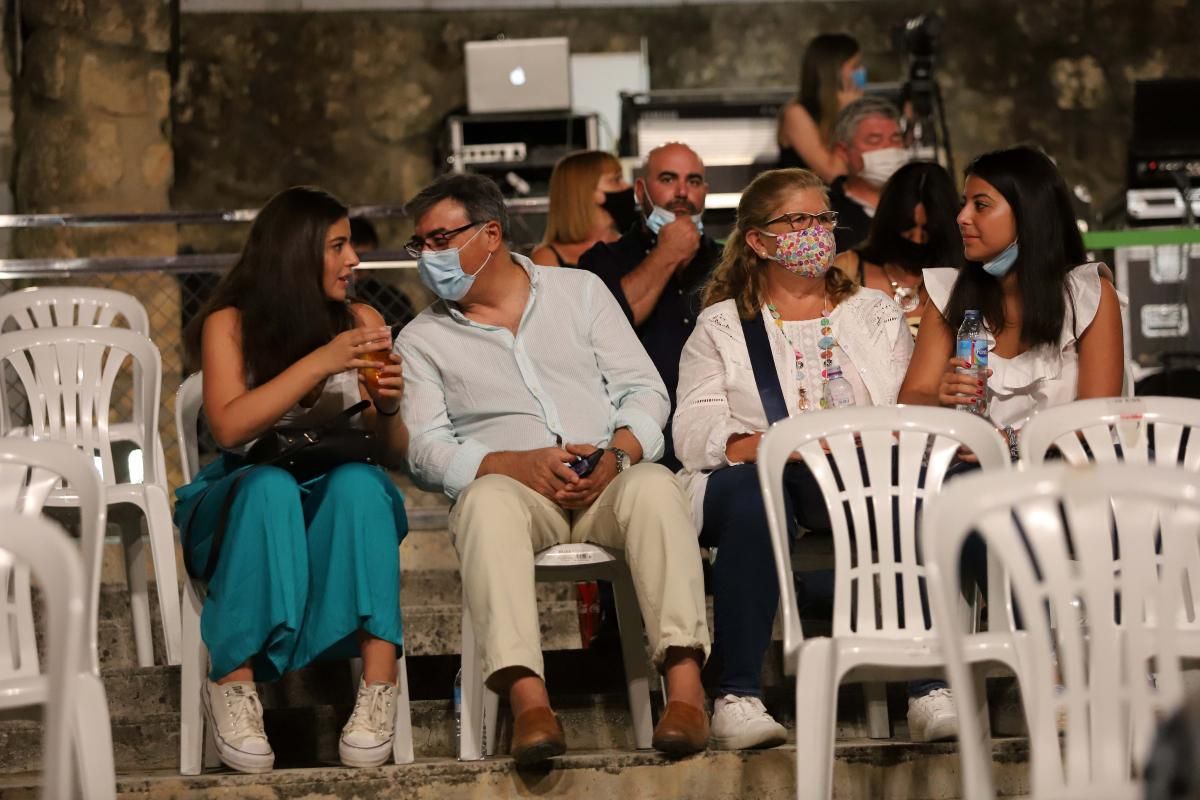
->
[542, 150, 622, 245]
[702, 168, 858, 320]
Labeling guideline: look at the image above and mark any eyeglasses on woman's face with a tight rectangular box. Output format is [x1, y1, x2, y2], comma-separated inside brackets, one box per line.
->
[761, 211, 839, 232]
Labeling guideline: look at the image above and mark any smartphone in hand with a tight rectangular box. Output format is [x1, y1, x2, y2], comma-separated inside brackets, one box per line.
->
[569, 449, 605, 478]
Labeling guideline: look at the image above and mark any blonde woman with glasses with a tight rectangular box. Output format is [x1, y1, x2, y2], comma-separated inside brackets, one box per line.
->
[673, 168, 956, 748]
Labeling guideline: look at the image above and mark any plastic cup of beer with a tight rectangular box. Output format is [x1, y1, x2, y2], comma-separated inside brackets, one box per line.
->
[359, 348, 390, 393]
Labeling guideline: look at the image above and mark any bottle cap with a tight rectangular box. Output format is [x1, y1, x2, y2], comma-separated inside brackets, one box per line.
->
[827, 366, 843, 379]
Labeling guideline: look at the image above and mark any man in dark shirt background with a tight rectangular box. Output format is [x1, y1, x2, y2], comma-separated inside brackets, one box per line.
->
[577, 142, 721, 472]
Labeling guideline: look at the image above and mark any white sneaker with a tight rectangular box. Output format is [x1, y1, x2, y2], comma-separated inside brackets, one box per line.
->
[709, 694, 788, 750]
[340, 679, 399, 768]
[201, 680, 274, 774]
[907, 687, 959, 743]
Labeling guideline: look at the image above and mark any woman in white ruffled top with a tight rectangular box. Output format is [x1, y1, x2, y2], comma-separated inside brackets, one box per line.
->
[899, 145, 1125, 438]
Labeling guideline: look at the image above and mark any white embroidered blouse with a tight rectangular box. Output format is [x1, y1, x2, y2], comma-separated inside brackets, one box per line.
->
[672, 288, 914, 529]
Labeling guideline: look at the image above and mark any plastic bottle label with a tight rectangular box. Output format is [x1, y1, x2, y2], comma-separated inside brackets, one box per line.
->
[957, 338, 989, 369]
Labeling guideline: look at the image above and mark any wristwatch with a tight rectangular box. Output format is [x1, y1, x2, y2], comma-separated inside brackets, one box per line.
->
[609, 447, 630, 474]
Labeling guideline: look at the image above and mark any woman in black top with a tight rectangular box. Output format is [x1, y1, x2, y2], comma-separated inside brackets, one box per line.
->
[833, 161, 965, 335]
[777, 33, 863, 182]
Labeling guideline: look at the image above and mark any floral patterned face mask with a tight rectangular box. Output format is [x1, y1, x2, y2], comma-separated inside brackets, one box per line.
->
[757, 225, 836, 278]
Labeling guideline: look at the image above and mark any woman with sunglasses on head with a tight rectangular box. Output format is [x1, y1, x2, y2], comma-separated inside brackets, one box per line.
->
[898, 145, 1125, 445]
[834, 161, 965, 336]
[177, 186, 410, 774]
[674, 169, 957, 748]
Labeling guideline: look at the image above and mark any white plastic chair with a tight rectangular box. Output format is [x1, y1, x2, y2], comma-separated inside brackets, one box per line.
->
[0, 327, 181, 667]
[175, 372, 414, 773]
[0, 287, 160, 485]
[0, 511, 93, 800]
[757, 405, 1018, 799]
[1021, 396, 1200, 471]
[458, 543, 654, 760]
[924, 464, 1199, 800]
[0, 439, 116, 799]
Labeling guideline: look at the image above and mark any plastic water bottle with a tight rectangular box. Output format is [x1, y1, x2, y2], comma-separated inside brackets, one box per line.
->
[956, 310, 989, 415]
[453, 668, 462, 758]
[822, 366, 856, 409]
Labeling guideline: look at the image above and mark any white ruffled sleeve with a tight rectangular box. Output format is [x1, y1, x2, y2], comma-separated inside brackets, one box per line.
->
[922, 268, 959, 316]
[1062, 262, 1120, 348]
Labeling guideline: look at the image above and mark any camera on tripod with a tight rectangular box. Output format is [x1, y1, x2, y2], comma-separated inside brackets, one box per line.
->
[892, 13, 952, 171]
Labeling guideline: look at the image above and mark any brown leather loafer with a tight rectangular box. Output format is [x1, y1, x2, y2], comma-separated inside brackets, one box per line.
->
[652, 701, 710, 757]
[511, 706, 567, 766]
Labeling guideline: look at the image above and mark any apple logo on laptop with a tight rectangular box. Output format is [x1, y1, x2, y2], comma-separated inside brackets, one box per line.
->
[509, 66, 527, 87]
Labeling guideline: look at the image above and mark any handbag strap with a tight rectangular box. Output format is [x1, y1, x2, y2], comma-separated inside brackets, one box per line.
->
[742, 311, 790, 425]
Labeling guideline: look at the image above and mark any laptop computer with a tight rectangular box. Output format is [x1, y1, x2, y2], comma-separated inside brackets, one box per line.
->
[465, 37, 571, 115]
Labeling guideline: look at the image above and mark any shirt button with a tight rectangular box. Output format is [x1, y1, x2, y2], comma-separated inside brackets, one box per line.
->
[678, 289, 683, 295]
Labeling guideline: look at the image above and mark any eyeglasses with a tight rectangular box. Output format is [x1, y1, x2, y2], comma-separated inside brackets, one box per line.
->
[404, 222, 480, 258]
[762, 211, 839, 231]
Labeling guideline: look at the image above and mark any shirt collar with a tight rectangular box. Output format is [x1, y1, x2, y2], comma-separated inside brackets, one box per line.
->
[442, 251, 540, 327]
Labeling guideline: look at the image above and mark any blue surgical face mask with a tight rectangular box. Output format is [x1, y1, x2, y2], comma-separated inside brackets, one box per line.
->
[981, 240, 1019, 278]
[645, 203, 704, 236]
[850, 65, 868, 90]
[416, 225, 493, 302]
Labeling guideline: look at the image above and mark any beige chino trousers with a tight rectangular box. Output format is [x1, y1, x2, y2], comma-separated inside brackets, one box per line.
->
[449, 463, 711, 683]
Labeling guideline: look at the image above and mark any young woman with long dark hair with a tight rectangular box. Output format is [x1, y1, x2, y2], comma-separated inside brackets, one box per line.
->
[177, 186, 410, 773]
[777, 33, 863, 182]
[834, 161, 966, 334]
[898, 146, 1125, 434]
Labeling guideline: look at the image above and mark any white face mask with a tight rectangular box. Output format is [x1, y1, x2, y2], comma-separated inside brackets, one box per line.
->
[859, 147, 911, 188]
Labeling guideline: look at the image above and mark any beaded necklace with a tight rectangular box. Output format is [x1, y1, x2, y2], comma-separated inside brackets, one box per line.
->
[766, 294, 840, 411]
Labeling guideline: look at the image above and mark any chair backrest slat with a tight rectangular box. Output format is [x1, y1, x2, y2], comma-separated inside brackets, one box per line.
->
[0, 328, 162, 487]
[757, 405, 1011, 659]
[925, 464, 1198, 800]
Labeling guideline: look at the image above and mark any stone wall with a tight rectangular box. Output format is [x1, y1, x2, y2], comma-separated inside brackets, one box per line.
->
[10, 0, 183, 484]
[173, 0, 1200, 238]
[14, 0, 175, 258]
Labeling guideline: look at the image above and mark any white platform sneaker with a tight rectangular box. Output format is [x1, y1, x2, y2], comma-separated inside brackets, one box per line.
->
[709, 694, 788, 750]
[202, 680, 274, 774]
[340, 679, 399, 768]
[907, 687, 959, 743]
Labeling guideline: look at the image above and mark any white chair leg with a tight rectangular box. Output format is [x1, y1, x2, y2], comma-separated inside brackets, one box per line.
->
[392, 653, 415, 765]
[144, 486, 182, 664]
[484, 687, 500, 756]
[865, 681, 891, 739]
[972, 667, 992, 752]
[611, 569, 654, 750]
[74, 673, 116, 800]
[459, 608, 486, 761]
[120, 518, 154, 667]
[796, 638, 838, 800]
[179, 581, 208, 775]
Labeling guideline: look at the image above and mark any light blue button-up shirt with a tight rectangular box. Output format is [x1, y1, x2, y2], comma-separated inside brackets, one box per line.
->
[395, 253, 669, 500]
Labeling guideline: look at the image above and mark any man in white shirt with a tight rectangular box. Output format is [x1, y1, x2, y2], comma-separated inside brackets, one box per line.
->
[395, 173, 711, 765]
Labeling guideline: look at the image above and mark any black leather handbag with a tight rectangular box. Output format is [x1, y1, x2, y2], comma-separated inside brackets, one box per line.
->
[183, 400, 378, 582]
[244, 399, 376, 482]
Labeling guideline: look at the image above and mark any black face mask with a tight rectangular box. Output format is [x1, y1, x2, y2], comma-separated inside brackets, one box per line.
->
[876, 234, 937, 271]
[601, 188, 640, 234]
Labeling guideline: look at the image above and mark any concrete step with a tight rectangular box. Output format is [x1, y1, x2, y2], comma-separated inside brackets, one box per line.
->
[0, 644, 979, 777]
[0, 740, 1033, 800]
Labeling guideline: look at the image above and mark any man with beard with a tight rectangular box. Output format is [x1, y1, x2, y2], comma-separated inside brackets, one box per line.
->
[576, 143, 721, 472]
[828, 96, 910, 252]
